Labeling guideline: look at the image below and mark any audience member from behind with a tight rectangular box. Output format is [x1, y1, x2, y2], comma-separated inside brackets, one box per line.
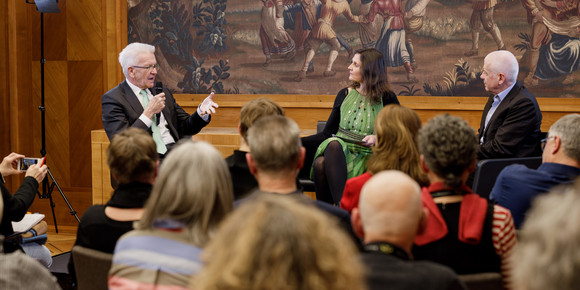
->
[245, 115, 358, 245]
[352, 170, 466, 290]
[226, 97, 285, 200]
[74, 127, 159, 253]
[109, 141, 234, 290]
[477, 50, 542, 159]
[193, 193, 366, 290]
[0, 152, 51, 267]
[0, 195, 61, 289]
[512, 180, 580, 290]
[490, 114, 580, 228]
[413, 114, 517, 288]
[302, 48, 399, 205]
[341, 104, 428, 213]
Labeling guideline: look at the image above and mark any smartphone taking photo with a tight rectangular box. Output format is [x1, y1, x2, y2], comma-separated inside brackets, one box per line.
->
[17, 157, 45, 171]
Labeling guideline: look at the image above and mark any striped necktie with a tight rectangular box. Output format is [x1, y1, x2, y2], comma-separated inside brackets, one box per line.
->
[140, 90, 167, 154]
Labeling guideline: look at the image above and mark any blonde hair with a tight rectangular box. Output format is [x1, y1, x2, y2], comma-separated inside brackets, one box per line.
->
[135, 141, 234, 247]
[106, 127, 158, 184]
[239, 98, 285, 141]
[193, 194, 367, 290]
[366, 105, 428, 186]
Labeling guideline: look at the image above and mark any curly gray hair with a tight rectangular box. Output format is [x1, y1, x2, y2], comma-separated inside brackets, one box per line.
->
[418, 114, 478, 188]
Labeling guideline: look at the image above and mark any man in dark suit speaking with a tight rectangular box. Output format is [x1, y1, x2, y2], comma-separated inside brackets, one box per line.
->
[477, 50, 542, 160]
[102, 42, 217, 155]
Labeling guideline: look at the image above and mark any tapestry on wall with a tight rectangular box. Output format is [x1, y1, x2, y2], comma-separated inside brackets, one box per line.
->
[127, 0, 580, 97]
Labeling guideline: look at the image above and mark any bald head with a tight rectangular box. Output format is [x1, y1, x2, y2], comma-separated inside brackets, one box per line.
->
[358, 170, 423, 245]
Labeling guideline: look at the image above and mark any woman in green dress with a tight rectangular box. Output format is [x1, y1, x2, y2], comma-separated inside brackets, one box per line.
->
[302, 48, 399, 205]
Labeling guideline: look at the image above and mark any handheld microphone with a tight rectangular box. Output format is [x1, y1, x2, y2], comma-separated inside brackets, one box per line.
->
[154, 82, 163, 95]
[154, 82, 163, 123]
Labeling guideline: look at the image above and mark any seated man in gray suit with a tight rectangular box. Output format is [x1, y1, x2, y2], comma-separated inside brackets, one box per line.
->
[352, 170, 466, 290]
[490, 114, 580, 228]
[102, 42, 218, 157]
[478, 50, 542, 159]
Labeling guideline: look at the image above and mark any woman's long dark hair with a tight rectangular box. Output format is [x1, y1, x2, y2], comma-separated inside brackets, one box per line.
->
[349, 48, 391, 103]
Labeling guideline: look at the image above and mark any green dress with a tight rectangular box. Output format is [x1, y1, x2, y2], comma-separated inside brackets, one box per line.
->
[311, 89, 383, 179]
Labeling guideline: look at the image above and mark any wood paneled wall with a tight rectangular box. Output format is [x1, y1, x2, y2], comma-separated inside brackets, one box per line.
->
[2, 0, 126, 226]
[2, 0, 579, 228]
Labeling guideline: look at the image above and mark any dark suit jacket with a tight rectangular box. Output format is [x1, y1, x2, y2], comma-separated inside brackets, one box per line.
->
[477, 82, 542, 160]
[362, 249, 467, 290]
[225, 150, 258, 200]
[102, 80, 209, 141]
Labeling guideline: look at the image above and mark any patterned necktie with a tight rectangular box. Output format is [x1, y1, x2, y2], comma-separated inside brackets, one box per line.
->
[140, 90, 167, 154]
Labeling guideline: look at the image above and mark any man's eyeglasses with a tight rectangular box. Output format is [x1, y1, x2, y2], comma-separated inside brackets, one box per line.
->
[540, 135, 554, 151]
[132, 64, 160, 71]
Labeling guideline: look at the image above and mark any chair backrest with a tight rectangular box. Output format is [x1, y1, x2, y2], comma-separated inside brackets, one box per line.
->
[299, 121, 327, 193]
[459, 272, 503, 290]
[316, 121, 326, 134]
[72, 245, 113, 290]
[472, 156, 542, 199]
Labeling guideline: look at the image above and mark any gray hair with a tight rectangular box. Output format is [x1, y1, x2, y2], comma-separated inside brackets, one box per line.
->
[484, 50, 519, 84]
[118, 42, 155, 78]
[512, 181, 580, 290]
[136, 141, 234, 248]
[247, 115, 302, 173]
[418, 114, 478, 188]
[549, 114, 580, 163]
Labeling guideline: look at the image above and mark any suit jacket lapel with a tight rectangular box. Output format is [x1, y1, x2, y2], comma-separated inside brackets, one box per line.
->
[479, 95, 494, 136]
[487, 82, 520, 129]
[121, 80, 145, 116]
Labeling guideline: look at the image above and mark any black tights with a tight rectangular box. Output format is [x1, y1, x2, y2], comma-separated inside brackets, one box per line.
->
[313, 140, 347, 205]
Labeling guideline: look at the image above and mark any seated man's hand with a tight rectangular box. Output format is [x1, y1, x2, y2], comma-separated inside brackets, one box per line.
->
[198, 92, 219, 116]
[26, 164, 48, 184]
[0, 153, 25, 177]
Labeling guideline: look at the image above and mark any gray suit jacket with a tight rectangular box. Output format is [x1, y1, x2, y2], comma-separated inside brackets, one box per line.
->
[101, 80, 209, 141]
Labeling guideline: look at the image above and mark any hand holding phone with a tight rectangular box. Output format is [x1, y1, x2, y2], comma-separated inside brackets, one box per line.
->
[17, 157, 43, 171]
[24, 160, 48, 183]
[0, 153, 25, 177]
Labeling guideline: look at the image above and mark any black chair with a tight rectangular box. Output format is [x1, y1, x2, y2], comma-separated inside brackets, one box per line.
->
[472, 156, 542, 199]
[299, 121, 326, 193]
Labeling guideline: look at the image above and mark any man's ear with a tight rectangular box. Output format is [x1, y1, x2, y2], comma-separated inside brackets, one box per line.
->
[420, 155, 429, 174]
[551, 135, 562, 155]
[154, 160, 160, 179]
[297, 147, 306, 170]
[351, 208, 365, 239]
[497, 72, 506, 85]
[246, 152, 258, 175]
[417, 206, 429, 235]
